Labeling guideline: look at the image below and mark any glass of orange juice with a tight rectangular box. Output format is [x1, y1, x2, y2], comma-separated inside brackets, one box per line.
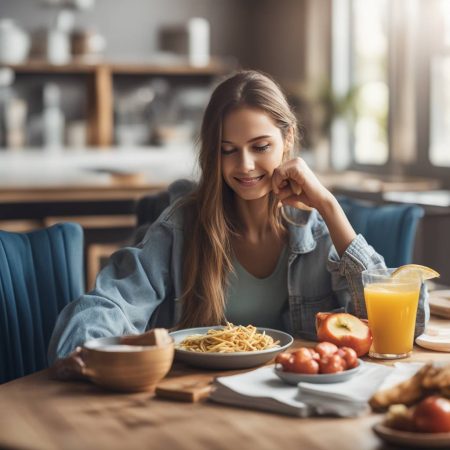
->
[362, 268, 421, 359]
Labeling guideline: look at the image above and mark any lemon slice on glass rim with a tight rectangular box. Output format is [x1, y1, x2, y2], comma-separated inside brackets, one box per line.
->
[391, 264, 440, 282]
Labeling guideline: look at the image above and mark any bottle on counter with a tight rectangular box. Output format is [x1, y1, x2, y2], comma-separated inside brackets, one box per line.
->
[188, 18, 210, 67]
[0, 67, 28, 150]
[42, 82, 65, 150]
[0, 68, 15, 148]
[5, 98, 27, 149]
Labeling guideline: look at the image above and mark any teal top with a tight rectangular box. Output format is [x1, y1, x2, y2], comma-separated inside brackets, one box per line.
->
[225, 246, 289, 330]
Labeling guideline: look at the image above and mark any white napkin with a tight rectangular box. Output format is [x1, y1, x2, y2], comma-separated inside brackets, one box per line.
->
[210, 366, 309, 417]
[210, 362, 424, 417]
[297, 362, 393, 416]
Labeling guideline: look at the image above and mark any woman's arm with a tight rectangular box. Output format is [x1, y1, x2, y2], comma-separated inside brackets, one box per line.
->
[47, 219, 177, 368]
[272, 157, 355, 256]
[316, 195, 356, 257]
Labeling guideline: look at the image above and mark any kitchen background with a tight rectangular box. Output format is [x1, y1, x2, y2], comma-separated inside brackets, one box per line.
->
[0, 0, 449, 287]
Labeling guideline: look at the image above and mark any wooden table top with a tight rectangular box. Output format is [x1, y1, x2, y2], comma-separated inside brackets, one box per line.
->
[1, 318, 449, 450]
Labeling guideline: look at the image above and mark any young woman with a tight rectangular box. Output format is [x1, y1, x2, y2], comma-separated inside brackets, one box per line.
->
[49, 70, 427, 377]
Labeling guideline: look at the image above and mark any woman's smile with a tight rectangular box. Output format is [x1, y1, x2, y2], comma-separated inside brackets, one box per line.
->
[234, 174, 265, 187]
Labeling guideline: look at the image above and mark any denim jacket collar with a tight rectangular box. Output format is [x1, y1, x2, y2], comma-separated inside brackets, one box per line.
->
[284, 207, 329, 254]
[163, 203, 330, 255]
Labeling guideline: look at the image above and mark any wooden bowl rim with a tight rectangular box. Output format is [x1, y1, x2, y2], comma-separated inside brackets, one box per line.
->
[83, 336, 175, 354]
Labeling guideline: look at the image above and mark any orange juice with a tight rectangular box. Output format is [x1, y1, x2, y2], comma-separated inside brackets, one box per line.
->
[364, 283, 420, 356]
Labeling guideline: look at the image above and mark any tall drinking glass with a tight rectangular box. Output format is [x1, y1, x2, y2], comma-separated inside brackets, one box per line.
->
[362, 268, 421, 359]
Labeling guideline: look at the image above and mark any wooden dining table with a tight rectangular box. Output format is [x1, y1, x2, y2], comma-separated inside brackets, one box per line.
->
[1, 317, 449, 450]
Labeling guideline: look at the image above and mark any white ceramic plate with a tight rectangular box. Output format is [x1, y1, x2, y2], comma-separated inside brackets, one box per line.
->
[274, 359, 363, 385]
[373, 422, 450, 448]
[429, 290, 450, 319]
[169, 326, 293, 369]
[415, 330, 450, 352]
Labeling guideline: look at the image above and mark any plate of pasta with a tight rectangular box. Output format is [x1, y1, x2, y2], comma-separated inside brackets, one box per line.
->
[169, 323, 293, 369]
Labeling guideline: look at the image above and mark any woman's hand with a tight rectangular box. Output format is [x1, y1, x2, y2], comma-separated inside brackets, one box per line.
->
[272, 157, 356, 256]
[272, 157, 334, 213]
[50, 347, 88, 381]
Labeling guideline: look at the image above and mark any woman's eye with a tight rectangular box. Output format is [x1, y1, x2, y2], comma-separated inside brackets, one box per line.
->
[254, 144, 270, 152]
[221, 147, 236, 155]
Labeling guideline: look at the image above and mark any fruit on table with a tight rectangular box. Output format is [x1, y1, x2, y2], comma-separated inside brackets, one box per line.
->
[412, 396, 450, 433]
[275, 352, 292, 366]
[276, 342, 356, 374]
[337, 347, 358, 369]
[316, 312, 372, 357]
[392, 264, 440, 282]
[318, 354, 346, 374]
[315, 342, 338, 359]
[306, 347, 320, 361]
[290, 350, 319, 374]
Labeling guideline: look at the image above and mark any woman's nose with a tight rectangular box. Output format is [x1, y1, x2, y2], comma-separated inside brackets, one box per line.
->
[237, 150, 255, 172]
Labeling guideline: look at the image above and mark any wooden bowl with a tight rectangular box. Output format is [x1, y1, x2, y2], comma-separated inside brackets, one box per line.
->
[83, 336, 174, 392]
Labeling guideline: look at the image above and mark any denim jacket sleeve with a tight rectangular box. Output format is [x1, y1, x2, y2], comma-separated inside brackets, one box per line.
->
[326, 234, 428, 337]
[47, 219, 176, 364]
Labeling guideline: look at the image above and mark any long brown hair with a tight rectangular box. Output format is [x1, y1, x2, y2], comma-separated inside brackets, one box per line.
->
[177, 70, 299, 329]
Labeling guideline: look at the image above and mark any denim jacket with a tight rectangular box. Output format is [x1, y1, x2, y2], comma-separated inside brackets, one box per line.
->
[48, 203, 428, 363]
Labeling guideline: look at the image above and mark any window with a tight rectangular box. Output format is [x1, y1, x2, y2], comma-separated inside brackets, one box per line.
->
[430, 0, 450, 167]
[351, 0, 389, 165]
[332, 0, 450, 180]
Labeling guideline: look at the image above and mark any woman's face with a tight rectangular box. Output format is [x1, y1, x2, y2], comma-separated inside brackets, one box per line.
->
[221, 106, 286, 201]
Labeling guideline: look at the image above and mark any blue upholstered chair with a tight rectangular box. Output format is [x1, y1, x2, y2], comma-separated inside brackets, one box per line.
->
[337, 196, 424, 267]
[0, 223, 84, 383]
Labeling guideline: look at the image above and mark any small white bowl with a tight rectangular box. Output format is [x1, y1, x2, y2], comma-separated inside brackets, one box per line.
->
[274, 359, 363, 385]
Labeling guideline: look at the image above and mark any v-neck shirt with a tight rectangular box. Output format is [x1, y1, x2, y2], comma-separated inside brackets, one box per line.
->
[225, 246, 289, 330]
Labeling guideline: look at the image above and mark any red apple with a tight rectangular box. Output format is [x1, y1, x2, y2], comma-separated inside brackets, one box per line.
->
[413, 396, 450, 433]
[316, 312, 373, 357]
[315, 312, 332, 332]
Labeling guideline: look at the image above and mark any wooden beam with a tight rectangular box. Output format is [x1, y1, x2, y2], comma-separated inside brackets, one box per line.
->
[87, 65, 113, 147]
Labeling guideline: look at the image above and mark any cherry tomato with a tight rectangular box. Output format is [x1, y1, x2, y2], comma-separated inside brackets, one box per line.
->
[290, 351, 319, 374]
[318, 354, 346, 374]
[292, 348, 313, 361]
[307, 348, 320, 361]
[338, 347, 358, 369]
[413, 396, 450, 433]
[275, 352, 294, 371]
[315, 342, 338, 359]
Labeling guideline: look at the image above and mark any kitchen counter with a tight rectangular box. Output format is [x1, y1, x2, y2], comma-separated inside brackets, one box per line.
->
[383, 190, 450, 208]
[0, 146, 198, 202]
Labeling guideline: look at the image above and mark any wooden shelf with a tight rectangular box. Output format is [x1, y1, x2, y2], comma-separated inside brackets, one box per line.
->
[7, 61, 96, 73]
[4, 58, 231, 147]
[0, 185, 164, 203]
[6, 58, 232, 75]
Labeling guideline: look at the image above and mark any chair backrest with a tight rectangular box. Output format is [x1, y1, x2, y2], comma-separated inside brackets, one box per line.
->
[337, 196, 424, 267]
[0, 223, 84, 383]
[134, 179, 196, 244]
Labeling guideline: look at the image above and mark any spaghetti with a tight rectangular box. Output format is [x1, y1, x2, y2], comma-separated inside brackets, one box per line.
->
[177, 323, 280, 353]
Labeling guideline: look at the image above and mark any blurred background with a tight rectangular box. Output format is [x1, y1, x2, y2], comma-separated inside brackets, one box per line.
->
[0, 0, 449, 287]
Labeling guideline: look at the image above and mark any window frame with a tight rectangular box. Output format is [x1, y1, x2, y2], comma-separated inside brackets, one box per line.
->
[332, 0, 450, 187]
